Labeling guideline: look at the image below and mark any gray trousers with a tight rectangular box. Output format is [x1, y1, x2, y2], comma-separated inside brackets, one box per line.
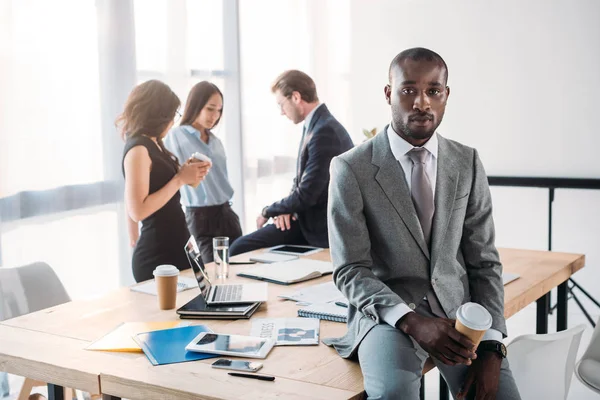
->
[358, 304, 521, 400]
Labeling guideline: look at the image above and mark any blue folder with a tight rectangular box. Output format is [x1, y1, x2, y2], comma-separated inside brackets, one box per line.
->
[133, 325, 219, 366]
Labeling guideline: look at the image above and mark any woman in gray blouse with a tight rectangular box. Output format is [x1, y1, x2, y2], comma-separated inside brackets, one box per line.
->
[164, 81, 242, 262]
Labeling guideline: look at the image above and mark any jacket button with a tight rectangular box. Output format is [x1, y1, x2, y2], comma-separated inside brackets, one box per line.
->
[370, 315, 376, 321]
[408, 303, 416, 310]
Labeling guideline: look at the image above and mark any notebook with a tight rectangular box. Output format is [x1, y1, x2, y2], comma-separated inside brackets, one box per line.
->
[86, 321, 187, 352]
[278, 281, 345, 304]
[249, 252, 298, 263]
[237, 259, 334, 285]
[130, 276, 197, 296]
[177, 295, 261, 319]
[298, 303, 348, 323]
[250, 318, 320, 346]
[133, 325, 219, 366]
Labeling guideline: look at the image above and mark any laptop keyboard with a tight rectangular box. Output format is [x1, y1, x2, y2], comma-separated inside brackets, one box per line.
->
[213, 285, 243, 302]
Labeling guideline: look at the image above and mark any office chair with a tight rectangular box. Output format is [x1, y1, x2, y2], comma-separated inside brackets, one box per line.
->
[574, 317, 600, 395]
[506, 324, 586, 400]
[0, 262, 74, 400]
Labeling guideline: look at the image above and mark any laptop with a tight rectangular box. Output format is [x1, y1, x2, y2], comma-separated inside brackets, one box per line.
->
[184, 235, 268, 304]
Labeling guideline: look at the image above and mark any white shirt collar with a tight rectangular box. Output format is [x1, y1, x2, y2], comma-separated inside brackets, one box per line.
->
[304, 103, 323, 131]
[387, 123, 438, 161]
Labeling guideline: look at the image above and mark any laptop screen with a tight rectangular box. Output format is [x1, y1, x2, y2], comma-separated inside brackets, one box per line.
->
[184, 235, 212, 299]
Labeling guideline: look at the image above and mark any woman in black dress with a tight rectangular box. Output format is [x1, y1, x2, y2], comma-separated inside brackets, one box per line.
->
[117, 80, 211, 282]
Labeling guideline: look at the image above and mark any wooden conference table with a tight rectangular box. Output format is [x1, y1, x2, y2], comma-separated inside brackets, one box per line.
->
[0, 248, 585, 400]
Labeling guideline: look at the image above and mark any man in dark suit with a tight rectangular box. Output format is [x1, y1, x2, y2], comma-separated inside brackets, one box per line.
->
[230, 70, 353, 256]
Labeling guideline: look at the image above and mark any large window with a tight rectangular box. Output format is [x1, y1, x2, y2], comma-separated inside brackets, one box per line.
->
[0, 0, 103, 197]
[0, 1, 124, 300]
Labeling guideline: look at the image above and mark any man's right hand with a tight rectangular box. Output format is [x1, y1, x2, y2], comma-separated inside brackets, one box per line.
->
[397, 312, 477, 366]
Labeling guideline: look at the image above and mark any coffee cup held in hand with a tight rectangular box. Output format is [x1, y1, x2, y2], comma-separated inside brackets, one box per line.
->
[191, 152, 212, 164]
[187, 152, 212, 188]
[153, 264, 180, 310]
[455, 302, 493, 348]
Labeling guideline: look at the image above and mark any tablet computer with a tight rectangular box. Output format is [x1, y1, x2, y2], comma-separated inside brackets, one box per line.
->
[267, 245, 323, 256]
[185, 332, 275, 359]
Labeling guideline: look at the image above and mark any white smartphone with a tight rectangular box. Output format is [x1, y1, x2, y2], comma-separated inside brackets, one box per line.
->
[185, 332, 275, 359]
[211, 358, 263, 372]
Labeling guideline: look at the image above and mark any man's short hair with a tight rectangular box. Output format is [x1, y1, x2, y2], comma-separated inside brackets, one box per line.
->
[388, 47, 448, 84]
[271, 70, 319, 103]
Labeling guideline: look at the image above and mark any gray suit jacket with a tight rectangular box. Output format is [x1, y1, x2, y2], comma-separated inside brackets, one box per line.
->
[324, 128, 506, 359]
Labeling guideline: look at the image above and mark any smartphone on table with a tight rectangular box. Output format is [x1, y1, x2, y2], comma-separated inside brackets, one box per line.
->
[211, 358, 263, 372]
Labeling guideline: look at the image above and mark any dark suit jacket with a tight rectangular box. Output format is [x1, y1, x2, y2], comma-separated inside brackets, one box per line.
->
[263, 104, 353, 247]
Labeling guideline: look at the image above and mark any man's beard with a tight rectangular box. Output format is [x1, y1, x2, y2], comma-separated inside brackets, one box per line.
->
[392, 108, 442, 140]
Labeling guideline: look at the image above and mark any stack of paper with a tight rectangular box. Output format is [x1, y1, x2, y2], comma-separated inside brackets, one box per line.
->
[131, 276, 197, 296]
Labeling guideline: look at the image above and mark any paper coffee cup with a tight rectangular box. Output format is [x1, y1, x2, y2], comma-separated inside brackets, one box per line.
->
[455, 302, 493, 347]
[153, 264, 180, 310]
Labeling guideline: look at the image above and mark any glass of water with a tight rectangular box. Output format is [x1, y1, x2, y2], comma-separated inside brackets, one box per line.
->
[213, 236, 229, 279]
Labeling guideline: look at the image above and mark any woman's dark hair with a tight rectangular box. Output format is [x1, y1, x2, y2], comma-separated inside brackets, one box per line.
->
[115, 80, 181, 165]
[180, 81, 224, 128]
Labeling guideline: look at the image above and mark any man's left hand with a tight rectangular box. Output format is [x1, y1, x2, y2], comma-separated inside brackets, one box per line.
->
[457, 349, 502, 399]
[274, 214, 296, 231]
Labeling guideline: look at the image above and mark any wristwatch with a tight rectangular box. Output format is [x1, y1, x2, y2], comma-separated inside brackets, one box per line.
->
[477, 340, 507, 359]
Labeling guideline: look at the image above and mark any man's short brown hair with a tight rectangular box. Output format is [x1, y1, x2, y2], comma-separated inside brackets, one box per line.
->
[271, 70, 319, 103]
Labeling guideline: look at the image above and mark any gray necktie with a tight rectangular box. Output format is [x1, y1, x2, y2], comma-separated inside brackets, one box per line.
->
[408, 148, 434, 245]
[408, 148, 445, 317]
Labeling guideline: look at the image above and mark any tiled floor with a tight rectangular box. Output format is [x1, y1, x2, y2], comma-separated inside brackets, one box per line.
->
[2, 306, 599, 400]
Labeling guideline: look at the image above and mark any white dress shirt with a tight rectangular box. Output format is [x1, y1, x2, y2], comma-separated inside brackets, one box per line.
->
[380, 125, 502, 342]
[304, 103, 323, 132]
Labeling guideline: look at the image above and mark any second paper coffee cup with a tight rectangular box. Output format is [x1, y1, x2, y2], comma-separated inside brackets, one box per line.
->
[455, 302, 493, 347]
[153, 264, 180, 310]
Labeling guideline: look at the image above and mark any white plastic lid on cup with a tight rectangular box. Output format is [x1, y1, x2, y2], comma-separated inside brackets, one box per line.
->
[192, 152, 212, 163]
[456, 302, 493, 331]
[153, 264, 180, 277]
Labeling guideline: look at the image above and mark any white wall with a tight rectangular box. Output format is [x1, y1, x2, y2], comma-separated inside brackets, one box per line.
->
[323, 0, 600, 317]
[346, 0, 600, 178]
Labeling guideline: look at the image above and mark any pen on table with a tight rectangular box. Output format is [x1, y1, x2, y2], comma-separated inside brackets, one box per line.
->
[229, 261, 257, 265]
[335, 301, 349, 308]
[228, 372, 275, 381]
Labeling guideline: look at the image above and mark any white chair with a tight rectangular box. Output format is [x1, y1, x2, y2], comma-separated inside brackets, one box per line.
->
[506, 324, 586, 400]
[0, 262, 73, 400]
[575, 318, 600, 396]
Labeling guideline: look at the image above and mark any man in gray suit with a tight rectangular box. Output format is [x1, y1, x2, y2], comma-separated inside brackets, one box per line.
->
[326, 48, 521, 399]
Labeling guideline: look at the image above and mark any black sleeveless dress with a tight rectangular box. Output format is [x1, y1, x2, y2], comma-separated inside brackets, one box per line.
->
[122, 136, 190, 282]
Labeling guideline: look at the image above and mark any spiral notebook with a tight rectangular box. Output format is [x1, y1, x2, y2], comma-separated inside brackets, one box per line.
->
[298, 303, 347, 323]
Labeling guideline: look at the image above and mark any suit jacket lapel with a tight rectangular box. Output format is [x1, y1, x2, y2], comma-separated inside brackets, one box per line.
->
[296, 105, 329, 180]
[300, 104, 329, 156]
[430, 135, 459, 271]
[372, 128, 430, 259]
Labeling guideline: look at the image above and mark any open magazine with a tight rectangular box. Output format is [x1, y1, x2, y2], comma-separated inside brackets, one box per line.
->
[250, 318, 320, 346]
